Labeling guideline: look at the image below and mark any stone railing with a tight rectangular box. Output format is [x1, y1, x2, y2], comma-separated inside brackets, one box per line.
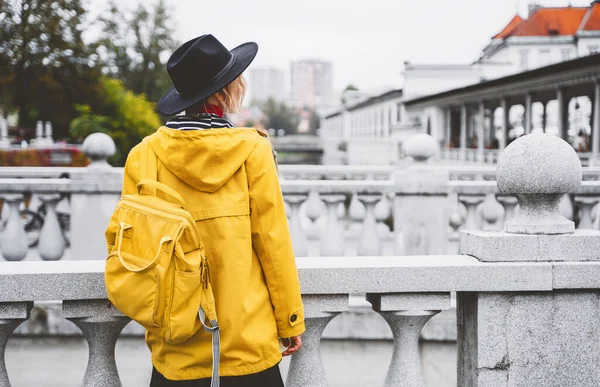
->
[4, 133, 600, 262]
[2, 253, 599, 387]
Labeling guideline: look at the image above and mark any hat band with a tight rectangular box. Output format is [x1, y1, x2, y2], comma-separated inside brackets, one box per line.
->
[175, 56, 237, 96]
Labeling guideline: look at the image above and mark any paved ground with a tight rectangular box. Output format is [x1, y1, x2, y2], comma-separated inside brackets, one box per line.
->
[6, 337, 456, 387]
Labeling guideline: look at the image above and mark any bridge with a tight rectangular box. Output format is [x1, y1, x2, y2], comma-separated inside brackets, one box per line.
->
[2, 132, 600, 386]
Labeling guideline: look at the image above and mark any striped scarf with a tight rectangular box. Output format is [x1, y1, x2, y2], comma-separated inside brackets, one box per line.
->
[166, 114, 234, 130]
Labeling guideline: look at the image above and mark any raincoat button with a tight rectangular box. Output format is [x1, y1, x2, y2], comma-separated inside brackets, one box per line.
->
[290, 314, 297, 323]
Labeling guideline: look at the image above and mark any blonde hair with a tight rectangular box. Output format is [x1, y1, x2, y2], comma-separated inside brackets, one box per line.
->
[206, 75, 247, 113]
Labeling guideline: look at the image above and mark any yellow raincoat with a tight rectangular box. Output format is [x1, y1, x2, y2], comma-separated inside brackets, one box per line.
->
[119, 126, 305, 380]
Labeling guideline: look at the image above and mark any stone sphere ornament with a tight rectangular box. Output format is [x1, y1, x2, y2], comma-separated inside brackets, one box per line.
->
[496, 133, 582, 234]
[82, 133, 117, 168]
[403, 133, 438, 162]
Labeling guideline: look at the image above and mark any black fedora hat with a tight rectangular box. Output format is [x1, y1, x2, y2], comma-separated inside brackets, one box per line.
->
[157, 34, 258, 116]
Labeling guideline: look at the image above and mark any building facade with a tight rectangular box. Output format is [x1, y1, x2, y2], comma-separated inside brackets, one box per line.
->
[321, 2, 600, 165]
[248, 67, 286, 104]
[290, 59, 334, 111]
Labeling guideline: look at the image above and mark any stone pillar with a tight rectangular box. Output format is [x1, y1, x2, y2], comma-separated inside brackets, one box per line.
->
[477, 102, 485, 163]
[524, 93, 533, 134]
[286, 294, 348, 387]
[489, 107, 496, 147]
[557, 88, 569, 141]
[64, 300, 130, 387]
[460, 105, 467, 162]
[500, 98, 509, 150]
[367, 293, 451, 387]
[395, 134, 448, 255]
[70, 133, 120, 261]
[459, 133, 600, 386]
[445, 107, 452, 151]
[0, 302, 32, 386]
[591, 81, 600, 166]
[542, 101, 548, 133]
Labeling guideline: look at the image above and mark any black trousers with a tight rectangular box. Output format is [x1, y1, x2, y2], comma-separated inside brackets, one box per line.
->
[150, 365, 285, 387]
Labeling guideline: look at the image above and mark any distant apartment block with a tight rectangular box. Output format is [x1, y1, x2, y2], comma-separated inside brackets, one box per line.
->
[290, 59, 334, 111]
[249, 67, 285, 103]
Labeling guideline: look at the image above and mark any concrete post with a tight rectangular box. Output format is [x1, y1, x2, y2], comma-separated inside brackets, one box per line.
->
[395, 134, 448, 255]
[477, 102, 485, 163]
[524, 93, 532, 134]
[542, 101, 547, 132]
[557, 88, 569, 140]
[591, 81, 600, 166]
[70, 133, 120, 261]
[460, 105, 467, 162]
[459, 133, 600, 386]
[500, 98, 509, 150]
[286, 294, 348, 387]
[445, 107, 452, 151]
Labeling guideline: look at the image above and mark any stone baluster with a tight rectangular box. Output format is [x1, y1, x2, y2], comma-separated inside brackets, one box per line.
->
[559, 193, 574, 221]
[347, 192, 365, 255]
[0, 302, 32, 386]
[375, 193, 394, 255]
[37, 194, 67, 261]
[574, 195, 599, 230]
[357, 195, 382, 256]
[320, 194, 346, 256]
[64, 300, 130, 387]
[448, 195, 465, 255]
[497, 194, 519, 222]
[481, 193, 505, 231]
[458, 194, 486, 231]
[0, 195, 28, 261]
[305, 190, 325, 256]
[367, 293, 450, 387]
[286, 294, 348, 387]
[286, 194, 309, 257]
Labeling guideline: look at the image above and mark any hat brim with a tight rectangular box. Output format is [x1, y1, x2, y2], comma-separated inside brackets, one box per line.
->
[157, 42, 258, 116]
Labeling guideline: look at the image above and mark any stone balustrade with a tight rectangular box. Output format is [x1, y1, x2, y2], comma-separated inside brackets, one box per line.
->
[2, 252, 600, 387]
[4, 133, 600, 262]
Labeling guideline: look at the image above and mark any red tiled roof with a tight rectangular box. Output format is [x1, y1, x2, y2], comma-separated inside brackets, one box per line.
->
[495, 7, 589, 39]
[493, 15, 524, 39]
[582, 3, 600, 31]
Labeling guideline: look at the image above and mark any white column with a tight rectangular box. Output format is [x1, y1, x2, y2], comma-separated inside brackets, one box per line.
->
[384, 104, 391, 139]
[500, 98, 509, 151]
[557, 88, 569, 140]
[592, 81, 600, 165]
[460, 105, 467, 162]
[477, 102, 485, 163]
[445, 108, 452, 149]
[524, 93, 533, 134]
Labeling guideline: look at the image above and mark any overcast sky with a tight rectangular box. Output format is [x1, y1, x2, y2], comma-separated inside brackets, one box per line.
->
[88, 0, 592, 93]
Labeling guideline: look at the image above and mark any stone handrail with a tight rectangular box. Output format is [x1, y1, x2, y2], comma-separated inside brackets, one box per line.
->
[2, 256, 597, 387]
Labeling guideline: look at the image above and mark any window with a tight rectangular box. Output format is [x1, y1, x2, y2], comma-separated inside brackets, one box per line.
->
[589, 45, 600, 55]
[539, 49, 550, 66]
[562, 49, 572, 61]
[519, 50, 529, 69]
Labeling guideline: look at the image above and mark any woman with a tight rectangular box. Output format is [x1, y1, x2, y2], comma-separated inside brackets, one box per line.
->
[120, 35, 305, 387]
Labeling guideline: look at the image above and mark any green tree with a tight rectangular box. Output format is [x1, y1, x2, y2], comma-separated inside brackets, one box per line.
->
[70, 77, 161, 166]
[0, 0, 103, 138]
[97, 0, 177, 102]
[259, 98, 299, 134]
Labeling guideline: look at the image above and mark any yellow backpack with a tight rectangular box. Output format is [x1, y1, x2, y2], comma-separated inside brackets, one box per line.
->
[104, 137, 220, 386]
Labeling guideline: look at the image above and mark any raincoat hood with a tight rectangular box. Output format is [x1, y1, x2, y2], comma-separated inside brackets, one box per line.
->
[149, 127, 260, 193]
